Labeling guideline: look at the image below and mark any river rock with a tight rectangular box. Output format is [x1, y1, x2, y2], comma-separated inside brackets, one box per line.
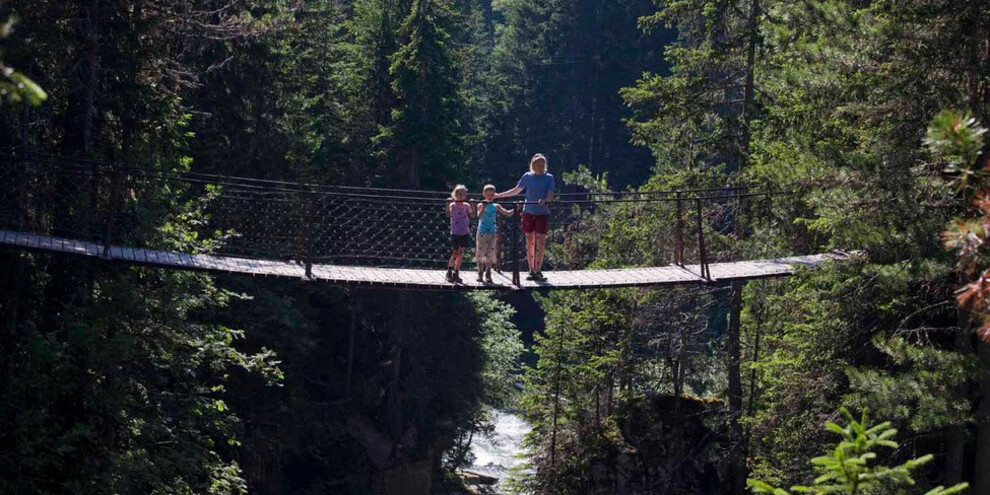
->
[460, 468, 499, 486]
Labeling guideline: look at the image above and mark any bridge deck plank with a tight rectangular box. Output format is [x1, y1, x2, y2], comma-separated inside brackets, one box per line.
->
[0, 229, 852, 291]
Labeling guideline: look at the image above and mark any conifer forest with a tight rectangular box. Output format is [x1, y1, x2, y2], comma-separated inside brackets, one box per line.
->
[0, 0, 989, 494]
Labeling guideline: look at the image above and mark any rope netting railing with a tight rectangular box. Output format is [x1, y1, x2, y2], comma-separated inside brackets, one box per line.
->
[0, 150, 787, 283]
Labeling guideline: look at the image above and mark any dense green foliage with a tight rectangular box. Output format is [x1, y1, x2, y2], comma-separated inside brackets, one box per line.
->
[0, 15, 45, 105]
[749, 408, 967, 495]
[0, 0, 989, 494]
[515, 0, 990, 494]
[0, 1, 526, 493]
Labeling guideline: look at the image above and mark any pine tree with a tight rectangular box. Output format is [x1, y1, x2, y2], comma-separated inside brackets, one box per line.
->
[381, 0, 467, 188]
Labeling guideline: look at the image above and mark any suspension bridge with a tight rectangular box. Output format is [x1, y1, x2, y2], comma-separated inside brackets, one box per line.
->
[0, 151, 856, 290]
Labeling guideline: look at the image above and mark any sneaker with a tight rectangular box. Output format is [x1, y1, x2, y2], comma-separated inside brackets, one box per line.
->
[526, 272, 536, 281]
[477, 272, 484, 282]
[453, 272, 462, 283]
[534, 272, 546, 281]
[445, 270, 454, 282]
[485, 270, 493, 284]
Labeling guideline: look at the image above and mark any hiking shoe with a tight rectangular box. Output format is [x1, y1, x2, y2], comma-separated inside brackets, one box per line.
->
[453, 272, 462, 283]
[445, 270, 454, 282]
[485, 270, 493, 284]
[526, 272, 536, 281]
[534, 272, 546, 281]
[477, 272, 484, 282]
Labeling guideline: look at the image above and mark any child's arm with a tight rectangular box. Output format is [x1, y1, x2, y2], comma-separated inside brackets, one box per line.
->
[477, 202, 486, 218]
[446, 198, 453, 217]
[496, 204, 515, 216]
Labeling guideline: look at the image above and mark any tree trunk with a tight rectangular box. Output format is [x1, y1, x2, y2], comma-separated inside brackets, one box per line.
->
[727, 280, 746, 495]
[482, 0, 494, 49]
[60, 0, 99, 155]
[549, 324, 565, 468]
[389, 292, 407, 436]
[968, 3, 989, 492]
[671, 357, 685, 490]
[945, 308, 971, 485]
[84, 2, 98, 153]
[747, 291, 762, 415]
[738, 0, 759, 166]
[974, 340, 990, 494]
[347, 299, 358, 398]
[728, 1, 760, 490]
[944, 425, 966, 486]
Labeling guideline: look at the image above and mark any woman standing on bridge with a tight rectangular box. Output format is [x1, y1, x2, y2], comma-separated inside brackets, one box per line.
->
[495, 154, 554, 281]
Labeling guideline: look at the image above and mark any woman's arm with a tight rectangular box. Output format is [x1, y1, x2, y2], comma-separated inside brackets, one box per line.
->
[539, 191, 554, 204]
[494, 185, 523, 199]
[497, 204, 515, 216]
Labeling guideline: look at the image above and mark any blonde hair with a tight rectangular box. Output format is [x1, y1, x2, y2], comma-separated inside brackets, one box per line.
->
[483, 184, 496, 193]
[451, 184, 468, 199]
[529, 153, 548, 173]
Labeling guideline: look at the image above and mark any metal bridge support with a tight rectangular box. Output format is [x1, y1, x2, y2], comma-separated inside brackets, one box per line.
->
[695, 199, 711, 281]
[511, 202, 521, 287]
[302, 196, 316, 280]
[101, 166, 124, 260]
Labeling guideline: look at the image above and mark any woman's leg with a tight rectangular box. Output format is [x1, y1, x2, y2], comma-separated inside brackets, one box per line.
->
[534, 234, 547, 272]
[525, 233, 537, 272]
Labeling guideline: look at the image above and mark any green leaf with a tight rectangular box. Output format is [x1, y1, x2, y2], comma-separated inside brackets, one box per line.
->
[825, 421, 846, 435]
[8, 71, 47, 105]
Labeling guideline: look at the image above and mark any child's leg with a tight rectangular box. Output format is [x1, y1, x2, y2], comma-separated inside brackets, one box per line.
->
[476, 238, 484, 274]
[478, 235, 491, 277]
[454, 248, 464, 271]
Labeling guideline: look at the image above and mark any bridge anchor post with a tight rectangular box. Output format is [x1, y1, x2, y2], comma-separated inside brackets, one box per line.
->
[101, 166, 124, 260]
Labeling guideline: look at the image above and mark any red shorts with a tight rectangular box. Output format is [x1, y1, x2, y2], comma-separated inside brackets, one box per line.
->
[521, 213, 549, 235]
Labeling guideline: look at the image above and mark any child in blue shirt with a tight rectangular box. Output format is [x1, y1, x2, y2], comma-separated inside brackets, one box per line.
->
[476, 184, 515, 283]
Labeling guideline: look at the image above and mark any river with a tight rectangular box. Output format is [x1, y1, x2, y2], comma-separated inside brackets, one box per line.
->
[468, 409, 532, 489]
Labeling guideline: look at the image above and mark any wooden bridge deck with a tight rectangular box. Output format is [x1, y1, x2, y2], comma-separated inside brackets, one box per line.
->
[0, 229, 854, 290]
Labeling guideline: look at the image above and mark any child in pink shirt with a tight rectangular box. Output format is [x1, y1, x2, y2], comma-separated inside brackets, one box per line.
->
[446, 185, 474, 282]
